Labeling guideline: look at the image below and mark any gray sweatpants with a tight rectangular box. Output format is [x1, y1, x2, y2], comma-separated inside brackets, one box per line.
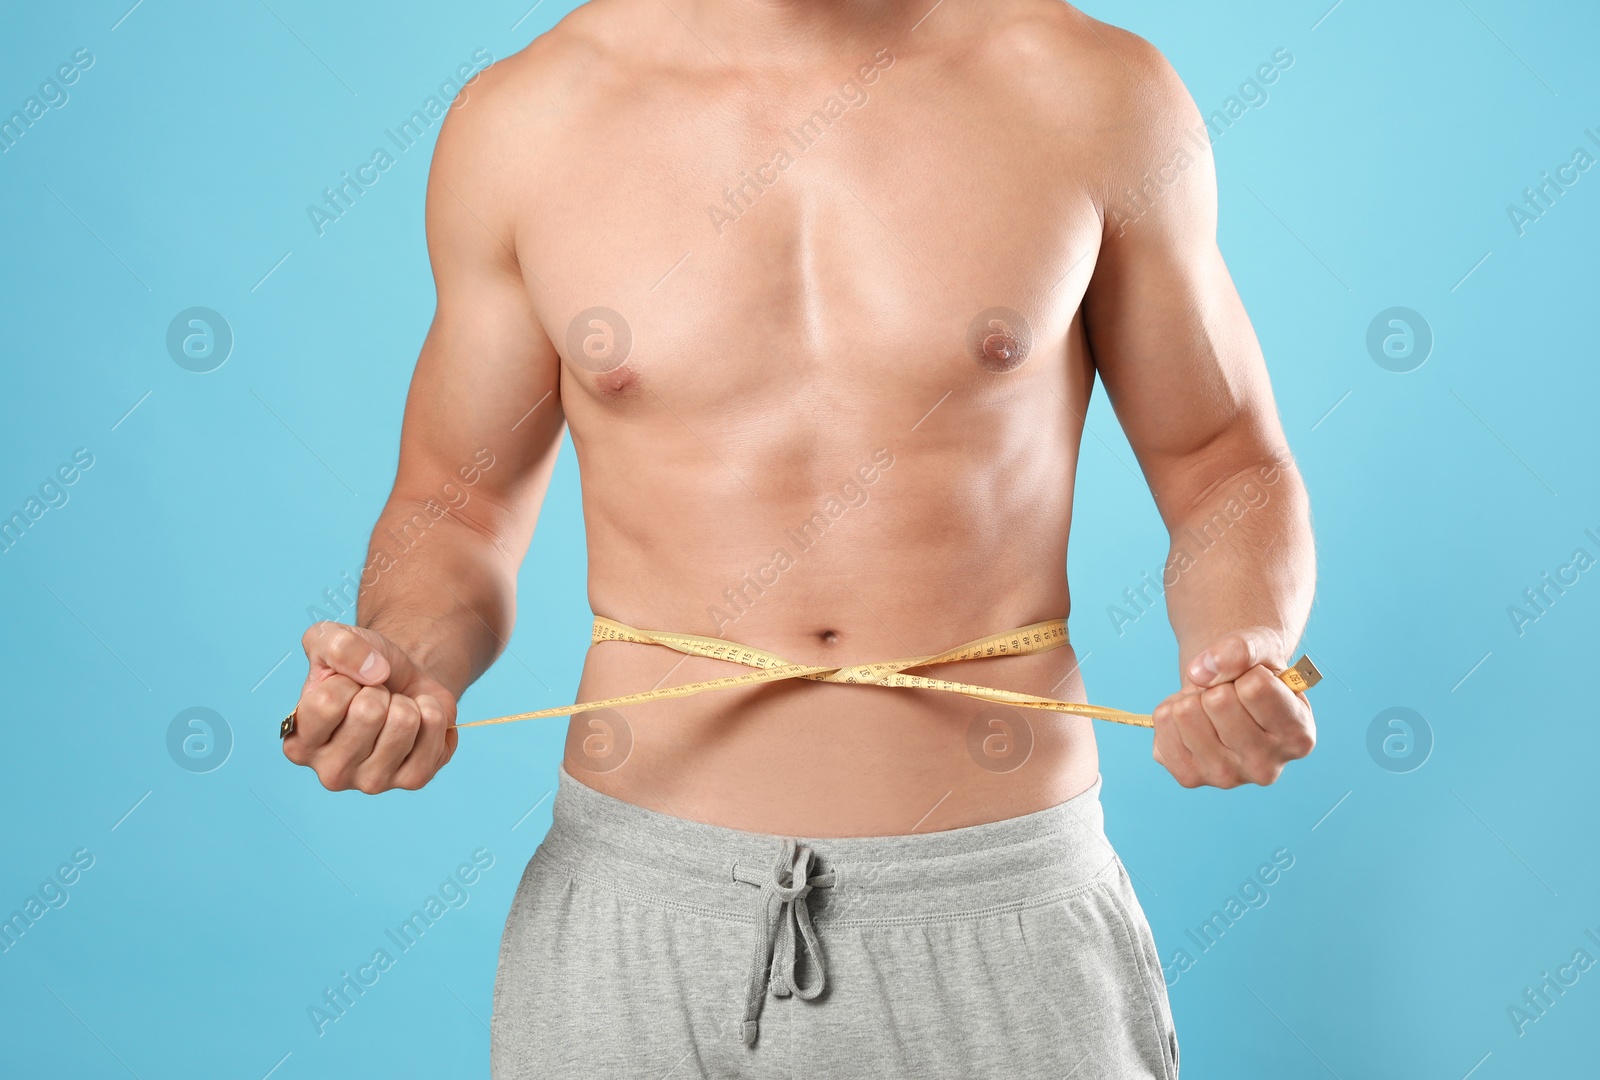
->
[491, 769, 1177, 1079]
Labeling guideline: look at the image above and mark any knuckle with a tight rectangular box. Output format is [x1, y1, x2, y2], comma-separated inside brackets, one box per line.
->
[306, 621, 347, 658]
[393, 770, 429, 792]
[282, 741, 311, 766]
[1236, 669, 1273, 704]
[417, 706, 447, 738]
[1216, 634, 1245, 668]
[302, 622, 329, 653]
[1217, 633, 1239, 661]
[1253, 764, 1285, 787]
[389, 703, 422, 738]
[317, 765, 353, 791]
[1241, 634, 1261, 668]
[347, 693, 388, 727]
[1241, 756, 1279, 785]
[307, 681, 345, 717]
[318, 624, 363, 665]
[1208, 757, 1244, 788]
[1165, 758, 1200, 787]
[353, 775, 387, 796]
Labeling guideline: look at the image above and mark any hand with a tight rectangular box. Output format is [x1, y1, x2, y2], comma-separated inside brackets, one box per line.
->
[1151, 626, 1315, 789]
[283, 622, 459, 793]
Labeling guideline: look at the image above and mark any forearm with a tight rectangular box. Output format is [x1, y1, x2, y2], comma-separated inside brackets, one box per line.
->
[1160, 458, 1315, 683]
[354, 496, 519, 699]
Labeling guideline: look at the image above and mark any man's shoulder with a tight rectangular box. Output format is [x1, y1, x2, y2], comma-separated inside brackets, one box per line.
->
[976, 3, 1196, 132]
[476, 0, 673, 117]
[961, 2, 1207, 207]
[975, 2, 1156, 69]
[437, 0, 654, 154]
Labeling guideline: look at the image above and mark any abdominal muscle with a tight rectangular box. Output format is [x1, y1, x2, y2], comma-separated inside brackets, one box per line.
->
[559, 510, 1102, 837]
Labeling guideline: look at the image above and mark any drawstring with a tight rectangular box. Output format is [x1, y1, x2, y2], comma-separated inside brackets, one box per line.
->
[732, 839, 835, 1046]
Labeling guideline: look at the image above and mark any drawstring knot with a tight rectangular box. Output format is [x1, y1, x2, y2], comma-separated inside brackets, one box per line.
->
[732, 839, 835, 1046]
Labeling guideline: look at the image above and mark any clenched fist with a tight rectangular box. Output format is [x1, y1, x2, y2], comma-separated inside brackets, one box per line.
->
[1152, 626, 1316, 789]
[283, 622, 459, 793]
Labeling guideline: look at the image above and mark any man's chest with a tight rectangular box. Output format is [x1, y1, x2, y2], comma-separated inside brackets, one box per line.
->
[514, 61, 1106, 411]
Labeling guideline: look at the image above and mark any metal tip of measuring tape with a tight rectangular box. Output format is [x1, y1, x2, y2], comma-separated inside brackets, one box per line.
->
[1278, 655, 1322, 693]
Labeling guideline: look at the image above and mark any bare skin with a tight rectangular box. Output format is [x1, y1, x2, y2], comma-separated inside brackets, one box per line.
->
[283, 0, 1317, 836]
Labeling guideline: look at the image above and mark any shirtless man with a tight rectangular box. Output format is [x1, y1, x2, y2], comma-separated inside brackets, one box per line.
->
[281, 0, 1316, 1075]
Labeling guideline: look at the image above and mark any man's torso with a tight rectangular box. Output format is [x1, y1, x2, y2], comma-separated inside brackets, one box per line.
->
[485, 0, 1146, 834]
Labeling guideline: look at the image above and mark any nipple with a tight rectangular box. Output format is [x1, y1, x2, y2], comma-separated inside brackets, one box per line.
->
[980, 325, 1023, 368]
[966, 306, 1033, 373]
[597, 363, 638, 396]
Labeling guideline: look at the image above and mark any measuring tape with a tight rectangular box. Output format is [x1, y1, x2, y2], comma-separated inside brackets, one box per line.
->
[440, 616, 1322, 732]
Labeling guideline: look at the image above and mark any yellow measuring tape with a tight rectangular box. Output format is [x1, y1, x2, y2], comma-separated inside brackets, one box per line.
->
[454, 616, 1322, 731]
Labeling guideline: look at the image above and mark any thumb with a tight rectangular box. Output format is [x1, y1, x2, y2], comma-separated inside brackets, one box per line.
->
[302, 621, 416, 689]
[1186, 626, 1286, 688]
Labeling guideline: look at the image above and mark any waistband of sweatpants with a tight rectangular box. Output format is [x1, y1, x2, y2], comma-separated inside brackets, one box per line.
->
[535, 767, 1122, 924]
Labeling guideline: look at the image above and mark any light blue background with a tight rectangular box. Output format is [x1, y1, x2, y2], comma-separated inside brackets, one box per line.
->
[2, 1, 1596, 1077]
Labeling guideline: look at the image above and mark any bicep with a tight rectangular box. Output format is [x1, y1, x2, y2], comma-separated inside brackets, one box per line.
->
[391, 81, 564, 551]
[1081, 49, 1288, 523]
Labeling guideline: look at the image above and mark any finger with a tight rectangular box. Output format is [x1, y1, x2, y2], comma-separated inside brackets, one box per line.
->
[1200, 682, 1282, 786]
[285, 674, 361, 758]
[1187, 626, 1285, 688]
[1201, 680, 1269, 744]
[311, 684, 390, 790]
[435, 716, 460, 772]
[1170, 688, 1243, 788]
[353, 695, 423, 794]
[1152, 693, 1202, 788]
[302, 622, 415, 689]
[393, 693, 453, 791]
[1236, 666, 1316, 758]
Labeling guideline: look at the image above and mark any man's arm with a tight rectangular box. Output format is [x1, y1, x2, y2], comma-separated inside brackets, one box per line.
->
[1081, 34, 1316, 789]
[284, 69, 566, 794]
